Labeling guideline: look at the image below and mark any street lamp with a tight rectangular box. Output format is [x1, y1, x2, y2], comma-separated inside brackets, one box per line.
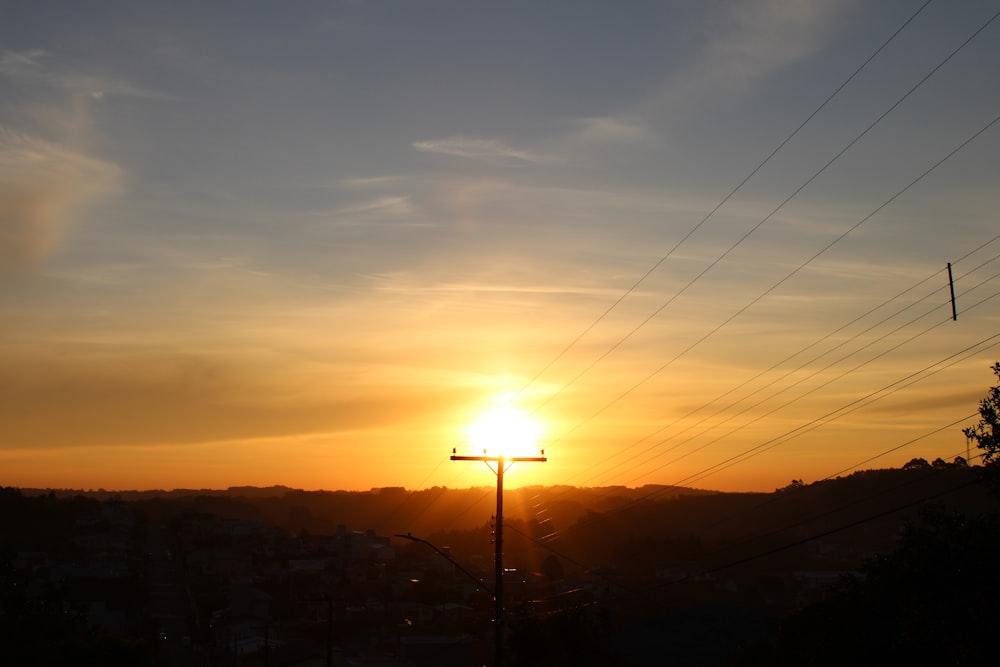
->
[393, 532, 494, 597]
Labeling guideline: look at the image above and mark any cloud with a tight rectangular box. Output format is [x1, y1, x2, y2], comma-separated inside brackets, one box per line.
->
[0, 127, 120, 268]
[333, 195, 414, 217]
[0, 49, 47, 76]
[413, 137, 551, 163]
[556, 0, 851, 160]
[339, 174, 413, 188]
[0, 348, 469, 449]
[573, 116, 651, 145]
[1, 49, 171, 100]
[657, 0, 849, 105]
[715, 0, 847, 75]
[324, 195, 436, 230]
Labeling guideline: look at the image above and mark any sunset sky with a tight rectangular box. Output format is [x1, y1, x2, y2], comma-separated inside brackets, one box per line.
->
[2, 0, 999, 494]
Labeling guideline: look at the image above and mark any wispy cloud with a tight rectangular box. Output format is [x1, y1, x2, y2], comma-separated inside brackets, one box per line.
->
[1, 49, 172, 100]
[325, 195, 436, 229]
[413, 137, 552, 163]
[0, 49, 47, 76]
[0, 127, 120, 268]
[332, 195, 414, 217]
[567, 0, 852, 149]
[373, 277, 639, 299]
[339, 174, 415, 188]
[702, 0, 849, 84]
[653, 0, 850, 107]
[0, 346, 469, 448]
[573, 116, 651, 145]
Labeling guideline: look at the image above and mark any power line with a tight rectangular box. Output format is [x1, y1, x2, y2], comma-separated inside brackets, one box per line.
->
[505, 458, 987, 605]
[699, 442, 984, 542]
[648, 321, 1000, 491]
[525, 255, 999, 531]
[823, 420, 980, 481]
[652, 476, 985, 591]
[569, 236, 1000, 489]
[619, 275, 1000, 489]
[580, 275, 951, 486]
[546, 109, 1000, 454]
[529, 9, 1000, 421]
[556, 320, 1000, 529]
[435, 8, 1000, 567]
[513, 0, 938, 403]
[696, 447, 983, 564]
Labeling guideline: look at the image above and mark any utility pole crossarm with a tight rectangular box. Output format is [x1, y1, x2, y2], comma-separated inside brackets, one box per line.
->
[451, 449, 546, 667]
[450, 455, 547, 462]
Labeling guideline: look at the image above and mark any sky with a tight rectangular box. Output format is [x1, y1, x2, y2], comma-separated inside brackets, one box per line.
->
[2, 0, 999, 494]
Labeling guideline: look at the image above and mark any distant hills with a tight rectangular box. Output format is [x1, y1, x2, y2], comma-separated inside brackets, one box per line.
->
[15, 461, 995, 570]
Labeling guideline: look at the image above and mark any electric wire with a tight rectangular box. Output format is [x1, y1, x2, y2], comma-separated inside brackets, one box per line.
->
[647, 476, 985, 592]
[656, 446, 982, 588]
[642, 319, 1000, 493]
[529, 9, 1000, 421]
[547, 109, 1000, 453]
[567, 234, 1000, 489]
[606, 270, 1000, 489]
[514, 258, 998, 544]
[698, 442, 984, 541]
[437, 7, 1000, 553]
[523, 257, 999, 548]
[512, 446, 987, 583]
[506, 465, 987, 608]
[544, 321, 1000, 538]
[512, 0, 937, 403]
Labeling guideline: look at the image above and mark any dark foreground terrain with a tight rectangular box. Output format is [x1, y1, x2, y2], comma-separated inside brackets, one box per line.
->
[3, 459, 998, 665]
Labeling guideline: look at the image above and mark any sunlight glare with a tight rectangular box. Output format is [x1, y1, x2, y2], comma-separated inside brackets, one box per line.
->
[466, 405, 543, 458]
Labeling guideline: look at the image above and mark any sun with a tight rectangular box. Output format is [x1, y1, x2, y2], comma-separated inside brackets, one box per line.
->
[466, 405, 543, 458]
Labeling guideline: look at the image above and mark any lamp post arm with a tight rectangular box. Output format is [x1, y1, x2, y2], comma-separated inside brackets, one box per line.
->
[394, 533, 495, 597]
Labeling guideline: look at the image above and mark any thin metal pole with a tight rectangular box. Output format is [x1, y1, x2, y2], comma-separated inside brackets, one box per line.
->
[394, 533, 493, 596]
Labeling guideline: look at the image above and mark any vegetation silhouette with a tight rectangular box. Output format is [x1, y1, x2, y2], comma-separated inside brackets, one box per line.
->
[738, 362, 1000, 665]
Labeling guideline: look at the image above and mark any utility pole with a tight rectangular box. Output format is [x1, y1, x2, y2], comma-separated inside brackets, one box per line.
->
[451, 449, 546, 667]
[947, 262, 958, 321]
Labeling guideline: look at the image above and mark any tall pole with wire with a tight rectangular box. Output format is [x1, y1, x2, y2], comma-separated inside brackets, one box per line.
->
[451, 450, 546, 667]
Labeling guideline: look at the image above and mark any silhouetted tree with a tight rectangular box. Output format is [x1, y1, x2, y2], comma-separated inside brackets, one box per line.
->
[740, 508, 1000, 666]
[964, 362, 1000, 463]
[737, 367, 1000, 666]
